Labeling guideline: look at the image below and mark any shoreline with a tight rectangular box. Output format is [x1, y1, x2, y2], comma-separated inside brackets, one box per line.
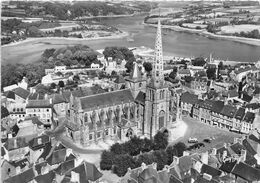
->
[144, 22, 260, 47]
[1, 31, 129, 48]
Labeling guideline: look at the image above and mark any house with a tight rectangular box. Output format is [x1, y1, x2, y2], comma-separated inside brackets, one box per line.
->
[177, 69, 191, 78]
[231, 162, 260, 182]
[210, 101, 225, 127]
[198, 99, 215, 125]
[25, 99, 53, 128]
[61, 161, 103, 183]
[1, 160, 17, 181]
[232, 107, 245, 133]
[3, 167, 36, 183]
[28, 135, 50, 163]
[241, 112, 255, 134]
[219, 105, 237, 130]
[3, 137, 29, 161]
[180, 92, 198, 116]
[191, 77, 208, 93]
[49, 93, 69, 117]
[114, 75, 126, 90]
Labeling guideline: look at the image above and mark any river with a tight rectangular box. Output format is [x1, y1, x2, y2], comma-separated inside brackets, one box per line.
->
[2, 14, 260, 65]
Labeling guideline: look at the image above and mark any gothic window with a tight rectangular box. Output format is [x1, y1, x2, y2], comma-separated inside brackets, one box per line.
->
[156, 71, 159, 77]
[159, 110, 165, 130]
[126, 128, 133, 138]
[89, 134, 93, 140]
[139, 82, 142, 88]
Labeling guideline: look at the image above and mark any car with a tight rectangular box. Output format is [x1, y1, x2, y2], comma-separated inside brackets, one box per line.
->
[203, 138, 211, 143]
[188, 137, 198, 143]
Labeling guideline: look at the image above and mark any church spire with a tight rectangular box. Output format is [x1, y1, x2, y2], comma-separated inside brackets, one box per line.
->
[152, 18, 164, 84]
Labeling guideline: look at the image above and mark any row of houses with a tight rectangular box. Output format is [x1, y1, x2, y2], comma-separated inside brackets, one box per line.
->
[180, 92, 259, 134]
[120, 133, 260, 183]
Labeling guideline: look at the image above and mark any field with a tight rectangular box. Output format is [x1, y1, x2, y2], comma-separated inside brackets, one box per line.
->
[39, 22, 81, 32]
[173, 116, 242, 153]
[220, 24, 260, 34]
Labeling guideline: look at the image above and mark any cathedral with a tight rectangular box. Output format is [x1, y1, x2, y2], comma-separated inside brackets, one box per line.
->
[68, 19, 180, 146]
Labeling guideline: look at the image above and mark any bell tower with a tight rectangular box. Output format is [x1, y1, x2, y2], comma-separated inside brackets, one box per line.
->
[144, 18, 170, 138]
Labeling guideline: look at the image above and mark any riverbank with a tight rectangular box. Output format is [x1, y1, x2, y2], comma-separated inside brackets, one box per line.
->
[145, 22, 260, 47]
[1, 31, 129, 48]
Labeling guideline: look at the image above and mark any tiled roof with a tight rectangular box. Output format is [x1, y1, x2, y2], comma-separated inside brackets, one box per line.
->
[234, 108, 245, 120]
[242, 139, 257, 156]
[180, 92, 198, 105]
[28, 135, 50, 151]
[4, 137, 28, 151]
[38, 142, 52, 161]
[245, 103, 260, 110]
[1, 106, 9, 119]
[3, 168, 36, 183]
[231, 162, 260, 182]
[248, 134, 260, 144]
[211, 101, 224, 113]
[46, 148, 67, 165]
[80, 89, 134, 110]
[67, 161, 102, 182]
[10, 157, 30, 169]
[50, 93, 67, 104]
[158, 169, 170, 183]
[220, 105, 237, 118]
[24, 116, 44, 126]
[234, 66, 253, 74]
[219, 70, 227, 75]
[199, 99, 215, 110]
[169, 175, 183, 183]
[241, 93, 252, 103]
[13, 87, 30, 99]
[216, 146, 231, 157]
[135, 91, 145, 104]
[34, 161, 47, 175]
[138, 166, 158, 181]
[194, 175, 219, 183]
[5, 91, 15, 100]
[34, 170, 56, 183]
[229, 142, 246, 155]
[201, 164, 222, 177]
[243, 112, 255, 124]
[54, 159, 75, 175]
[227, 89, 238, 98]
[219, 160, 237, 173]
[26, 100, 52, 108]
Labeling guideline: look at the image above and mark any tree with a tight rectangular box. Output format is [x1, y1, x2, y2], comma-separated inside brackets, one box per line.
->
[136, 153, 156, 167]
[58, 80, 65, 88]
[206, 67, 216, 80]
[218, 61, 224, 71]
[100, 150, 114, 170]
[50, 82, 57, 89]
[184, 76, 193, 83]
[125, 136, 144, 156]
[125, 60, 134, 73]
[169, 67, 178, 80]
[113, 154, 136, 177]
[110, 143, 126, 155]
[192, 57, 206, 66]
[1, 106, 9, 119]
[153, 131, 168, 150]
[111, 70, 117, 76]
[173, 142, 187, 157]
[143, 62, 152, 73]
[142, 138, 153, 153]
[42, 48, 56, 59]
[153, 150, 168, 170]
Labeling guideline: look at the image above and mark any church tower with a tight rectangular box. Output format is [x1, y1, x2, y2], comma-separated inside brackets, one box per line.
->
[144, 19, 170, 138]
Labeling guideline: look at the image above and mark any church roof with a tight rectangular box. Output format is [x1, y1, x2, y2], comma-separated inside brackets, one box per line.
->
[126, 63, 144, 82]
[114, 75, 125, 84]
[135, 91, 146, 104]
[80, 89, 134, 110]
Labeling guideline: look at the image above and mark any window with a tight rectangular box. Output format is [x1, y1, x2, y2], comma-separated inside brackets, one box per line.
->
[139, 83, 142, 88]
[97, 132, 101, 138]
[21, 108, 23, 112]
[46, 109, 49, 112]
[13, 108, 16, 112]
[89, 134, 93, 140]
[114, 126, 117, 134]
[105, 129, 109, 136]
[17, 108, 20, 112]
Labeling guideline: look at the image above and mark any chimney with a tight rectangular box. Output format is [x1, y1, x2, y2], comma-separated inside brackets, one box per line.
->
[66, 148, 73, 157]
[152, 163, 157, 170]
[172, 156, 179, 166]
[240, 150, 247, 162]
[223, 143, 227, 148]
[211, 148, 217, 156]
[223, 151, 227, 161]
[49, 98, 52, 104]
[163, 165, 170, 172]
[201, 151, 209, 165]
[16, 166, 21, 174]
[183, 151, 190, 157]
[14, 138, 17, 149]
[37, 138, 42, 145]
[203, 173, 212, 181]
[141, 162, 147, 171]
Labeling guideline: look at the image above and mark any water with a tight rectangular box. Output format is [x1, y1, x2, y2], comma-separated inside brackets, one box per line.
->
[93, 15, 260, 62]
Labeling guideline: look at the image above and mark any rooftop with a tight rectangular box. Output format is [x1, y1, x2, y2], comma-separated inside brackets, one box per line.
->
[80, 89, 134, 111]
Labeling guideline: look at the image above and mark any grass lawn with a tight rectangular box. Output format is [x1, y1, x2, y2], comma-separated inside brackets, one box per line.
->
[172, 116, 242, 153]
[220, 24, 260, 34]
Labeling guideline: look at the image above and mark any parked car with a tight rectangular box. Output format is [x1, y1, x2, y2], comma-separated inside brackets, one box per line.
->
[188, 137, 198, 143]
